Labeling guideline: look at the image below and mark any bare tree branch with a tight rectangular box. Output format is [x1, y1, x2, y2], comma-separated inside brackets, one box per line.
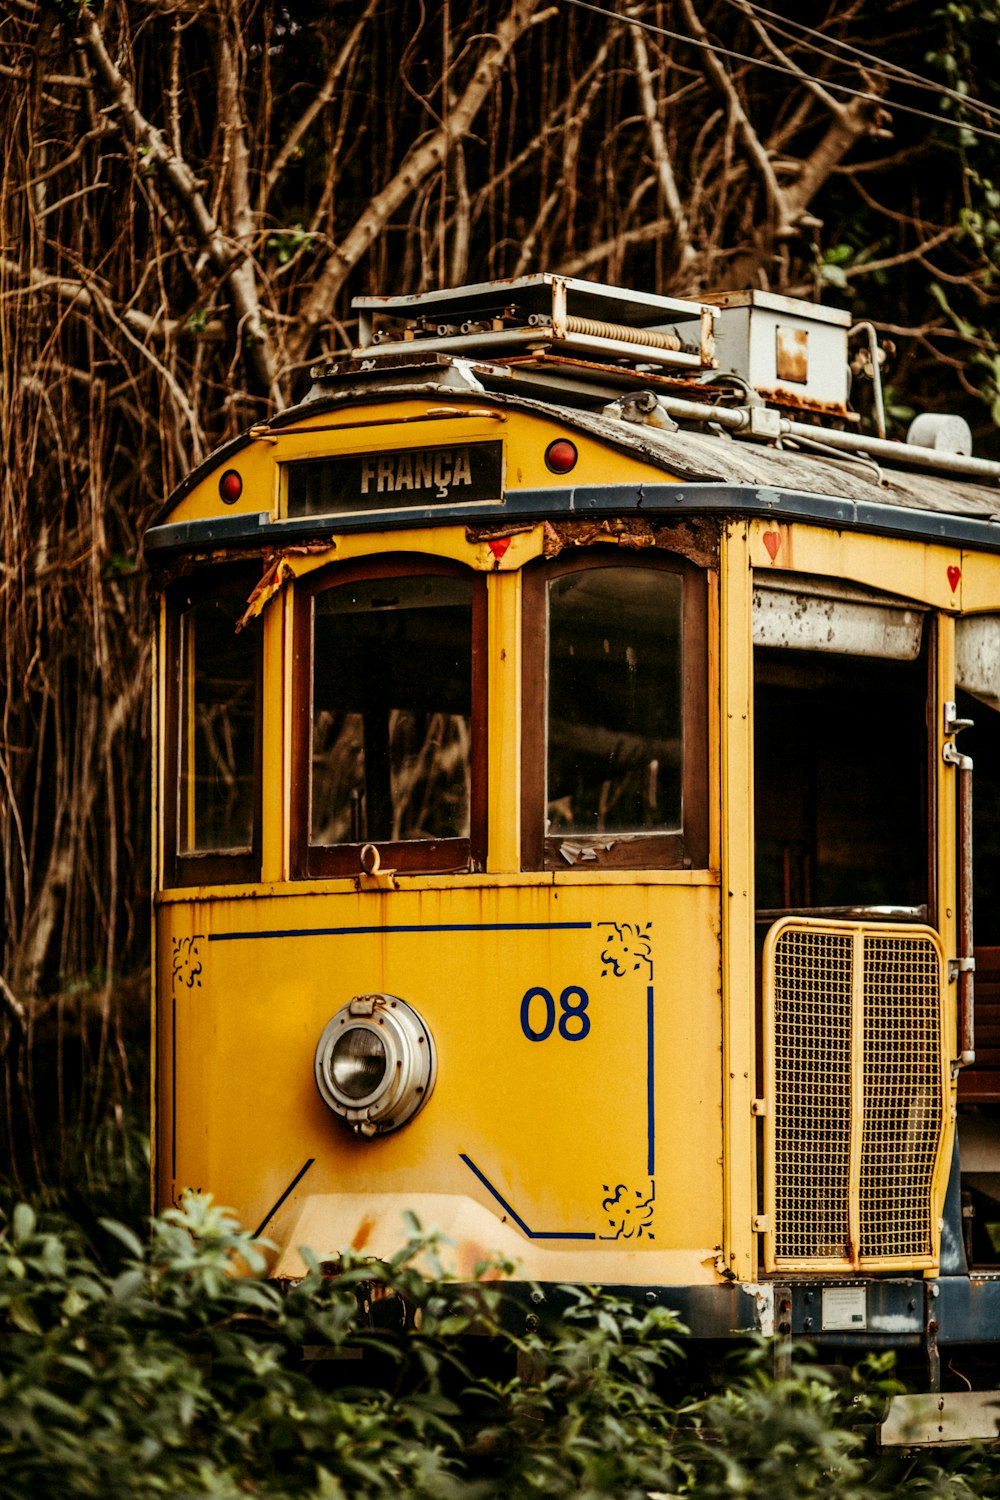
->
[74, 3, 283, 408]
[627, 6, 696, 268]
[286, 0, 550, 366]
[676, 0, 791, 236]
[263, 0, 379, 208]
[0, 257, 226, 342]
[784, 92, 886, 222]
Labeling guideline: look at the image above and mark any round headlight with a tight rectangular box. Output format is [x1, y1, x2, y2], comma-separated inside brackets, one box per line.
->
[315, 993, 436, 1137]
[331, 1027, 388, 1099]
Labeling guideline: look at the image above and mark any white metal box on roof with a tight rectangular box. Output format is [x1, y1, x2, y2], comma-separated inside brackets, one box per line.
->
[678, 289, 852, 416]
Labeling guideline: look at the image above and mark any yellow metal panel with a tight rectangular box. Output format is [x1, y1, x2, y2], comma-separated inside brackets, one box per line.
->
[502, 408, 673, 490]
[162, 400, 668, 529]
[933, 613, 959, 1246]
[937, 615, 958, 985]
[156, 878, 724, 1285]
[154, 869, 719, 904]
[749, 520, 965, 611]
[486, 571, 520, 872]
[281, 589, 294, 883]
[719, 521, 756, 1281]
[955, 549, 1000, 611]
[314, 524, 544, 573]
[260, 599, 286, 883]
[166, 434, 278, 526]
[552, 871, 718, 889]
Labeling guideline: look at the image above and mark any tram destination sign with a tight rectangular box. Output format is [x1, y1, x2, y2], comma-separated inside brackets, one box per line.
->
[286, 440, 504, 518]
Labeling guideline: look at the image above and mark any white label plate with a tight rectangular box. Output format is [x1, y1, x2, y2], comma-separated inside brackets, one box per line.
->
[821, 1286, 867, 1331]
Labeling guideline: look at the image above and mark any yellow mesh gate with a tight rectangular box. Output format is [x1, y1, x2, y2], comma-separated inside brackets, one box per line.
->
[763, 918, 947, 1273]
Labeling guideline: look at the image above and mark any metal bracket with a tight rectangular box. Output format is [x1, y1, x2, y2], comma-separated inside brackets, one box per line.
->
[943, 741, 973, 769]
[738, 405, 783, 440]
[944, 700, 974, 737]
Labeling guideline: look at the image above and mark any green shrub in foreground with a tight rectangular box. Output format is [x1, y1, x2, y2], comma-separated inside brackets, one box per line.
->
[0, 1194, 997, 1498]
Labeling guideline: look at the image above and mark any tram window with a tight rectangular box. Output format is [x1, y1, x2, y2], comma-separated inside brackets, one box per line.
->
[754, 641, 930, 915]
[521, 552, 708, 870]
[164, 567, 262, 886]
[292, 560, 487, 876]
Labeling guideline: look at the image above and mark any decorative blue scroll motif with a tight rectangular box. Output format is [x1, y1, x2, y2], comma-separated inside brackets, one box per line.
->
[598, 920, 653, 981]
[600, 1180, 656, 1240]
[597, 921, 655, 1240]
[171, 934, 204, 993]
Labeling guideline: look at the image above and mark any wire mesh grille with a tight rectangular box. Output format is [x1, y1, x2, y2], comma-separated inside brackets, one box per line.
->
[768, 921, 943, 1268]
[860, 935, 942, 1259]
[772, 928, 853, 1262]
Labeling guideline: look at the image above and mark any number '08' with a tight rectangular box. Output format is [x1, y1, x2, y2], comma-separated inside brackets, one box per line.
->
[519, 986, 591, 1042]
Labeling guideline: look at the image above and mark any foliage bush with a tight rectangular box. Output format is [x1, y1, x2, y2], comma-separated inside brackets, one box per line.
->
[1, 1193, 998, 1498]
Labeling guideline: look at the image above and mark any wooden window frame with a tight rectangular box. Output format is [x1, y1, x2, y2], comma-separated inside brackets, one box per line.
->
[162, 567, 263, 888]
[292, 555, 488, 879]
[521, 548, 709, 872]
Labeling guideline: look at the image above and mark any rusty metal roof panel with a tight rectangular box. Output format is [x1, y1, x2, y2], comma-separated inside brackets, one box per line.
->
[530, 398, 1000, 522]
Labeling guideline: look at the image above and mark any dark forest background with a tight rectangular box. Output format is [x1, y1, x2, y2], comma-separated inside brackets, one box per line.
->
[2, 0, 999, 1184]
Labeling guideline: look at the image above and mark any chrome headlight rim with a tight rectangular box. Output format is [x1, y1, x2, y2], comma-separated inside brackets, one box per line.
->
[315, 993, 436, 1136]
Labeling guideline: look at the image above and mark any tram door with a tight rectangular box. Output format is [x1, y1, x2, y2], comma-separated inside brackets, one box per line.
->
[954, 615, 1000, 1264]
[751, 579, 946, 1273]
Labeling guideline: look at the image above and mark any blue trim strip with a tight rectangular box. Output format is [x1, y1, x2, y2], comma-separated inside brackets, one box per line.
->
[146, 480, 1000, 557]
[460, 1153, 596, 1240]
[253, 1157, 315, 1240]
[209, 920, 592, 942]
[647, 984, 655, 1178]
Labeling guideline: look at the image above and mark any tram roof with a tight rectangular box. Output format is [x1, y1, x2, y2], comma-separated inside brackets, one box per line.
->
[148, 381, 1000, 561]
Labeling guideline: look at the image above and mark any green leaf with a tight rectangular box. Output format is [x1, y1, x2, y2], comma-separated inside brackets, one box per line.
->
[8, 1296, 42, 1334]
[11, 1204, 35, 1248]
[61, 1286, 89, 1319]
[111, 1268, 146, 1303]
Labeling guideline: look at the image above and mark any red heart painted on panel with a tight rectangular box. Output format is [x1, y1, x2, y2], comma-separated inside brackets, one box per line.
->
[948, 565, 961, 593]
[763, 531, 781, 560]
[488, 538, 512, 560]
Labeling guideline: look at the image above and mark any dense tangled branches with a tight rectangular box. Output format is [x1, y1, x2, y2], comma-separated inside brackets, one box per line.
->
[1, 0, 998, 1177]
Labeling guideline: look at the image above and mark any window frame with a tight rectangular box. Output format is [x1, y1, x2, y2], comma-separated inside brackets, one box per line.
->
[162, 566, 264, 889]
[291, 554, 488, 879]
[520, 548, 709, 872]
[751, 615, 937, 924]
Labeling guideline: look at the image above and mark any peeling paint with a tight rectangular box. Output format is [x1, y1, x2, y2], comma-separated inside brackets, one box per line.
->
[740, 1281, 775, 1336]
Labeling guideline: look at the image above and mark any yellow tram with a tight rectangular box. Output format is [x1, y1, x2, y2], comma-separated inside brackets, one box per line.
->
[149, 275, 1000, 1437]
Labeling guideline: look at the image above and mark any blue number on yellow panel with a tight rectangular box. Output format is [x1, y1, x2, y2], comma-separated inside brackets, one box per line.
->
[520, 986, 591, 1042]
[557, 985, 590, 1040]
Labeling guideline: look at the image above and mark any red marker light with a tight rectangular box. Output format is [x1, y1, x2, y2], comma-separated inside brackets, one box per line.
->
[545, 440, 578, 475]
[219, 469, 243, 504]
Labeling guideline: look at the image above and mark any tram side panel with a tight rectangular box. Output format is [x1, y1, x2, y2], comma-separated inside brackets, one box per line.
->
[155, 878, 724, 1284]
